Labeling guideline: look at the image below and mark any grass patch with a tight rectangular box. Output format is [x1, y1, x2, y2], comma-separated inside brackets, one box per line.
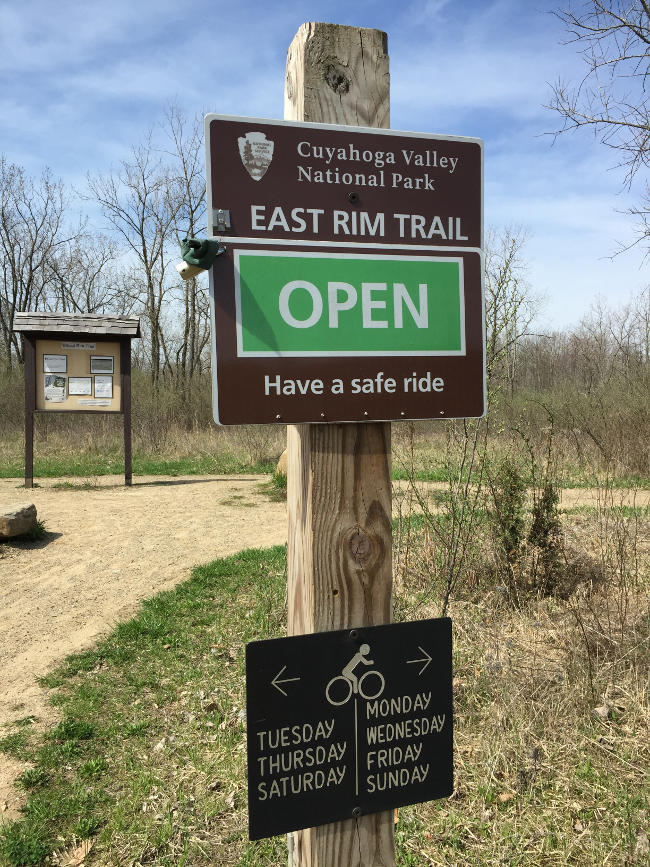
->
[0, 547, 288, 866]
[0, 454, 275, 480]
[395, 465, 650, 490]
[219, 494, 257, 508]
[1, 425, 647, 489]
[561, 504, 650, 518]
[0, 731, 32, 762]
[0, 822, 53, 867]
[11, 718, 38, 729]
[51, 481, 102, 491]
[257, 472, 287, 503]
[24, 521, 47, 542]
[0, 427, 279, 480]
[15, 770, 49, 792]
[133, 454, 275, 477]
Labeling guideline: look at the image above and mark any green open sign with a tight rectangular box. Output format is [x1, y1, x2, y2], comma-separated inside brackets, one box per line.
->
[235, 251, 465, 357]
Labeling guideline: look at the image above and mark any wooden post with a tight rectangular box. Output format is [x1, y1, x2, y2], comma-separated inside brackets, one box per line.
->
[285, 23, 395, 867]
[24, 335, 35, 489]
[120, 338, 133, 486]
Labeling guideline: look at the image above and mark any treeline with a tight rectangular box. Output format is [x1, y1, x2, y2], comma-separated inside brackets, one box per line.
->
[1, 110, 649, 475]
[1, 107, 209, 394]
[502, 289, 650, 474]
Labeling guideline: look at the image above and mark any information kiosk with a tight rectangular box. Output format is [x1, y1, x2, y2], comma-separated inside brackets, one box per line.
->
[13, 312, 141, 487]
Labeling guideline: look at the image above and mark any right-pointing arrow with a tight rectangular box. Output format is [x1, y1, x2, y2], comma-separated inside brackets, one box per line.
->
[406, 646, 432, 676]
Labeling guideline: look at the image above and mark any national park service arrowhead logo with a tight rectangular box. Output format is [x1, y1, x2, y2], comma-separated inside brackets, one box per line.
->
[238, 131, 274, 181]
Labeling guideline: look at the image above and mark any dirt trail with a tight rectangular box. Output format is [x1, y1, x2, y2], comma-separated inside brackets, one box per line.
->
[0, 474, 287, 818]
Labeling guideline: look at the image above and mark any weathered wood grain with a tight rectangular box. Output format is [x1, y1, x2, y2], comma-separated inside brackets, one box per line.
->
[287, 423, 392, 636]
[285, 22, 395, 867]
[285, 22, 390, 128]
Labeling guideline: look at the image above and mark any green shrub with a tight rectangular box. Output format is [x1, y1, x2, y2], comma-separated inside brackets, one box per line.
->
[487, 458, 527, 600]
[528, 480, 563, 595]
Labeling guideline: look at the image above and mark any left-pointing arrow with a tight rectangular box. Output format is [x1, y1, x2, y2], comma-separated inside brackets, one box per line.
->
[271, 665, 301, 696]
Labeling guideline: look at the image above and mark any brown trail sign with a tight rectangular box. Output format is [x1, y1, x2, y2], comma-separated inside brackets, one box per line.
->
[205, 106, 484, 426]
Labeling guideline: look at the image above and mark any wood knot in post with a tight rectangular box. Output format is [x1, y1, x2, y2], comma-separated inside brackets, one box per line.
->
[348, 528, 372, 564]
[324, 63, 350, 94]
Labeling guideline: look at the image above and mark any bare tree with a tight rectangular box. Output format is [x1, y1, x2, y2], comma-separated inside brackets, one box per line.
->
[0, 158, 81, 368]
[87, 108, 210, 389]
[161, 106, 210, 390]
[46, 233, 121, 314]
[548, 1, 650, 244]
[87, 139, 183, 383]
[484, 228, 541, 397]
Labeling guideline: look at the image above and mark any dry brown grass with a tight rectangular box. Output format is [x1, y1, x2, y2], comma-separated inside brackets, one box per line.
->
[392, 502, 650, 866]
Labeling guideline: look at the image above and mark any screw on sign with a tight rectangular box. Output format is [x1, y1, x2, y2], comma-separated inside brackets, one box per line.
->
[245, 618, 453, 840]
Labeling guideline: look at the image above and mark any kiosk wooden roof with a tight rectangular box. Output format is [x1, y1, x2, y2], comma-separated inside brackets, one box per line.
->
[13, 311, 141, 337]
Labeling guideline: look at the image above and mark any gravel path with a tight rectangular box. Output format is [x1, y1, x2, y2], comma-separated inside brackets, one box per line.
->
[0, 474, 287, 818]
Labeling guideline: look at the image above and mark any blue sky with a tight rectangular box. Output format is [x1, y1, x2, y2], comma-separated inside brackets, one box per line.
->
[1, 0, 647, 330]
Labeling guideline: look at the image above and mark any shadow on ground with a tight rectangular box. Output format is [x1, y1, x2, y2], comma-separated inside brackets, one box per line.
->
[1, 530, 63, 551]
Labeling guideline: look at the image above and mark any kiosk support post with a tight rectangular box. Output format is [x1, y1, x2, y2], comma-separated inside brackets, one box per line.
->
[284, 23, 396, 867]
[24, 335, 35, 489]
[120, 339, 133, 487]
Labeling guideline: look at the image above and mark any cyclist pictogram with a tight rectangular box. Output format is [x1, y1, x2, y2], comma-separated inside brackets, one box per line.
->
[325, 643, 385, 706]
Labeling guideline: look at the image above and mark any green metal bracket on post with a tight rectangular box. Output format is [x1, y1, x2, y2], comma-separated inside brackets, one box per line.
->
[177, 237, 225, 280]
[181, 237, 225, 269]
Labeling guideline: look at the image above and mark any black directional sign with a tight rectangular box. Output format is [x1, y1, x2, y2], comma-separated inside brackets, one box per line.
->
[246, 618, 452, 839]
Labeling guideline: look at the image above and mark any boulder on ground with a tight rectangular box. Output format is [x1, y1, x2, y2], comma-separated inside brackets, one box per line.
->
[0, 503, 37, 539]
[276, 449, 288, 478]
